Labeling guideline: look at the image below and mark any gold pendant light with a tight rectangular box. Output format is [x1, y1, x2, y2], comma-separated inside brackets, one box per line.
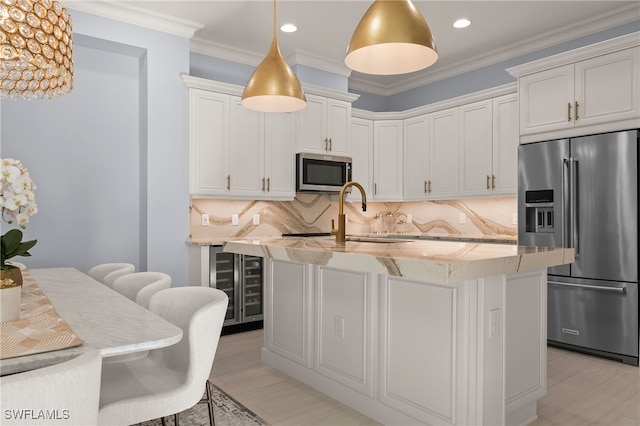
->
[345, 0, 437, 75]
[0, 0, 74, 100]
[241, 0, 306, 112]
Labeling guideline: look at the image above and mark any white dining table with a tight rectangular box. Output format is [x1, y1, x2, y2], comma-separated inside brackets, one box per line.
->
[0, 267, 183, 376]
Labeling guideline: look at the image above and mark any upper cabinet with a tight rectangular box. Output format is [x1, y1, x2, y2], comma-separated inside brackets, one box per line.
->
[372, 120, 403, 201]
[184, 76, 296, 199]
[296, 94, 352, 156]
[188, 88, 231, 196]
[508, 34, 640, 143]
[458, 95, 519, 196]
[348, 117, 374, 202]
[230, 98, 295, 199]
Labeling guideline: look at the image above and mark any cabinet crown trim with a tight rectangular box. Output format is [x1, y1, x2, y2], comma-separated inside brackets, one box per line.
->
[507, 32, 640, 78]
[353, 82, 517, 120]
[181, 74, 359, 103]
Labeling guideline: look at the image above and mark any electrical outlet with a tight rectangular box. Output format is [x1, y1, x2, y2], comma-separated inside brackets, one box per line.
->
[489, 308, 500, 338]
[253, 214, 260, 225]
[201, 213, 209, 226]
[334, 316, 345, 338]
[231, 214, 239, 226]
[459, 213, 466, 224]
[512, 212, 518, 225]
[406, 214, 412, 224]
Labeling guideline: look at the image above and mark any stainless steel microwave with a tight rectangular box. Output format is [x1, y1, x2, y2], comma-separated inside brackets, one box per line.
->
[296, 152, 352, 193]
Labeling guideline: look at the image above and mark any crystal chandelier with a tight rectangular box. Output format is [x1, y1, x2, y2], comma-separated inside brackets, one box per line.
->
[0, 0, 74, 100]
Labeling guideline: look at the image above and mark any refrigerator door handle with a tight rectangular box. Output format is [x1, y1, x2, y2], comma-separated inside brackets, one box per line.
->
[569, 157, 579, 258]
[562, 158, 571, 250]
[549, 280, 626, 293]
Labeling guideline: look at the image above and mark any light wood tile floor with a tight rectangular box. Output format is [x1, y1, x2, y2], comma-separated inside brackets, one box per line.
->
[210, 329, 640, 425]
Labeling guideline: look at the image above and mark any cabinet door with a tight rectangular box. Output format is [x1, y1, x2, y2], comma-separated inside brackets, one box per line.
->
[574, 47, 640, 128]
[348, 117, 373, 202]
[264, 112, 295, 198]
[325, 98, 352, 155]
[230, 98, 265, 198]
[265, 259, 313, 368]
[519, 64, 574, 135]
[428, 107, 459, 199]
[315, 266, 375, 397]
[403, 115, 429, 200]
[296, 94, 327, 153]
[373, 120, 403, 200]
[459, 100, 493, 196]
[492, 94, 519, 195]
[189, 89, 231, 195]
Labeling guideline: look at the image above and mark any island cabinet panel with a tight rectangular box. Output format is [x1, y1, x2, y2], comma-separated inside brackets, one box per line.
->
[379, 277, 458, 424]
[314, 267, 375, 397]
[264, 259, 313, 368]
[505, 270, 546, 422]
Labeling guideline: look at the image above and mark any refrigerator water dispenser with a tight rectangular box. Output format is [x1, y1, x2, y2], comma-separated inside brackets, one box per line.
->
[524, 190, 555, 233]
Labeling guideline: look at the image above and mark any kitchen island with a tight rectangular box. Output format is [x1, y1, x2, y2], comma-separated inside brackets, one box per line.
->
[224, 236, 574, 425]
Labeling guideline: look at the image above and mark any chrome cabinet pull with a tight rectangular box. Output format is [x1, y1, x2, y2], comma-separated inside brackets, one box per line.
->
[374, 183, 377, 195]
[266, 177, 270, 192]
[486, 175, 490, 189]
[328, 138, 332, 151]
[492, 174, 496, 189]
[428, 180, 432, 193]
[567, 102, 572, 121]
[424, 180, 428, 193]
[261, 177, 265, 191]
[226, 175, 230, 190]
[575, 101, 579, 120]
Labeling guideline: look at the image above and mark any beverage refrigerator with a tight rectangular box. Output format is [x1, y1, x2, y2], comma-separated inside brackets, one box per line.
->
[209, 246, 263, 332]
[517, 129, 638, 365]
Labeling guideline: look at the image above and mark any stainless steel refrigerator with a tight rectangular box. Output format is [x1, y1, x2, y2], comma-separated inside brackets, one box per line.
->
[518, 129, 638, 365]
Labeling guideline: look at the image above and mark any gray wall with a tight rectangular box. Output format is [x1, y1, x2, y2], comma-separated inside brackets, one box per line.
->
[1, 11, 191, 285]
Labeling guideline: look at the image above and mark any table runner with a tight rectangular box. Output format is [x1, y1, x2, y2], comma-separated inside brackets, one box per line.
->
[0, 269, 83, 360]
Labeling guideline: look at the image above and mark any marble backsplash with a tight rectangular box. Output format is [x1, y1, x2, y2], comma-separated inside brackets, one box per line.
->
[190, 195, 518, 241]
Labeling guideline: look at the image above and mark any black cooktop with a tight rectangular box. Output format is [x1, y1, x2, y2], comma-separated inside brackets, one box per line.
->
[281, 232, 331, 237]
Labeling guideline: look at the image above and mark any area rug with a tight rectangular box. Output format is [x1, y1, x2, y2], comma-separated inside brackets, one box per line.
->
[136, 381, 268, 426]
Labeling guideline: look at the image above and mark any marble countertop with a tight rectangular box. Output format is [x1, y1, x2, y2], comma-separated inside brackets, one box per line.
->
[187, 233, 517, 246]
[223, 236, 574, 284]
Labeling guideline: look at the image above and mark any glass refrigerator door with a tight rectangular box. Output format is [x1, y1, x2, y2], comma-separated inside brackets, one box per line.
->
[242, 255, 263, 321]
[210, 247, 239, 324]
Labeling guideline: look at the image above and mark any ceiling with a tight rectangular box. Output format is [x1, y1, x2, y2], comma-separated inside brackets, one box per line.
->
[67, 1, 640, 96]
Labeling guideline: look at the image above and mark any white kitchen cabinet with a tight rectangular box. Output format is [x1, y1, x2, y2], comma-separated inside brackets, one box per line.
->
[348, 117, 374, 202]
[230, 98, 294, 199]
[264, 259, 313, 368]
[458, 100, 494, 196]
[517, 46, 640, 137]
[188, 89, 231, 196]
[402, 114, 429, 200]
[296, 94, 352, 156]
[428, 107, 459, 199]
[372, 120, 403, 201]
[314, 266, 375, 397]
[491, 93, 519, 194]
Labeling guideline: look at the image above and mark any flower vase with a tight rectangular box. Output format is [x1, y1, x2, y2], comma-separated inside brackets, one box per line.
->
[0, 268, 22, 323]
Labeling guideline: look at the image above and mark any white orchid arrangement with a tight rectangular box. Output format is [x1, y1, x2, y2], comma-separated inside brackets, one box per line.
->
[1, 158, 38, 271]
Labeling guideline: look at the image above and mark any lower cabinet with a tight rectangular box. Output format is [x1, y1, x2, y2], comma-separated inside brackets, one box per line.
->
[263, 258, 548, 426]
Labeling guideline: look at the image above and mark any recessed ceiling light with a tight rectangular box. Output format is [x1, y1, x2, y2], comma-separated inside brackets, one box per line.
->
[453, 18, 471, 29]
[280, 23, 297, 33]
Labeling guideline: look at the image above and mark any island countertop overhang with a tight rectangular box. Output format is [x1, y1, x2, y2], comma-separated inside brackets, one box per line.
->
[223, 237, 574, 284]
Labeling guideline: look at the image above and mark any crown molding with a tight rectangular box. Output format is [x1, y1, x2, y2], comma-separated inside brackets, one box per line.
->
[350, 3, 640, 96]
[286, 49, 352, 77]
[64, 1, 204, 39]
[352, 83, 517, 120]
[507, 31, 639, 77]
[190, 38, 264, 65]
